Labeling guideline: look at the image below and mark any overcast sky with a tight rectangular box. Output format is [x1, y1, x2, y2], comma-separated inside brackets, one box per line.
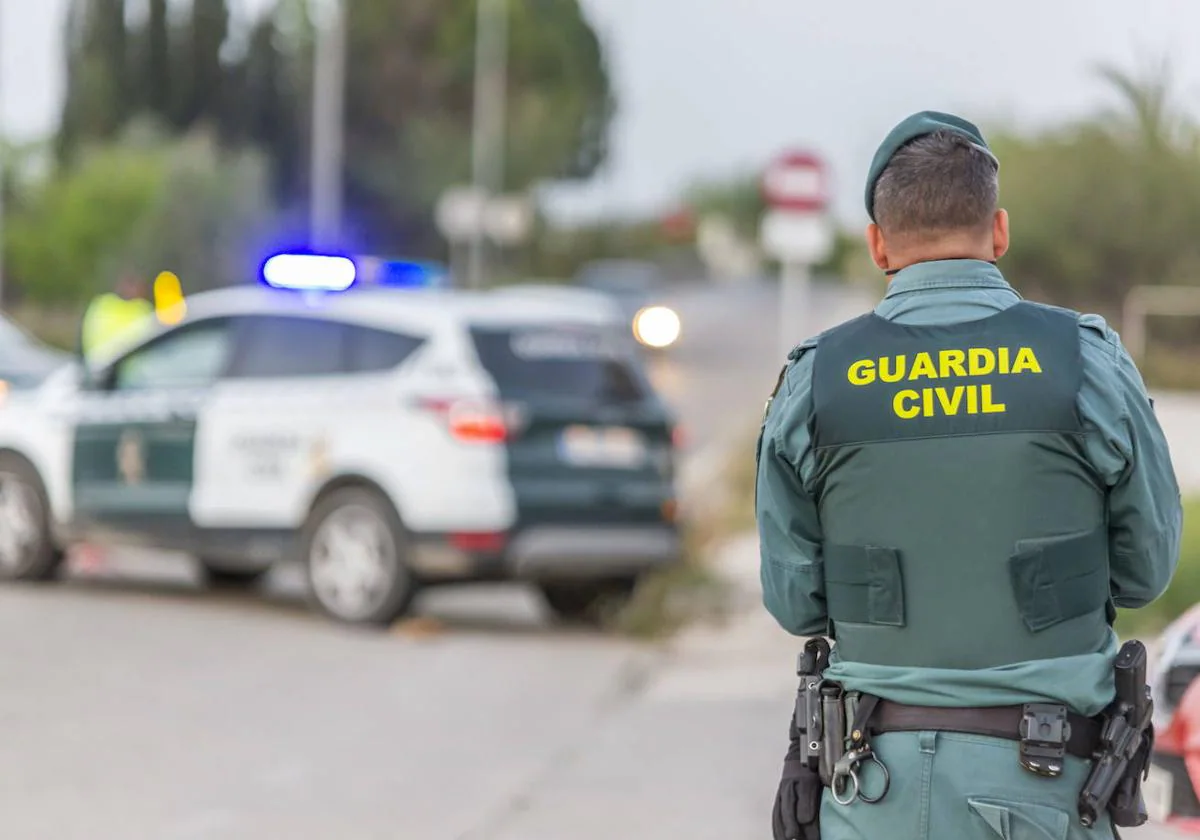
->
[8, 0, 1200, 226]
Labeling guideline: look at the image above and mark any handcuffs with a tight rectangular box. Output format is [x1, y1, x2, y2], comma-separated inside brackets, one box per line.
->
[830, 741, 891, 806]
[824, 687, 892, 807]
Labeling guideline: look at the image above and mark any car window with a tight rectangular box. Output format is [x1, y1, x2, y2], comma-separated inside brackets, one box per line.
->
[227, 316, 424, 378]
[112, 320, 233, 391]
[470, 325, 648, 403]
[229, 316, 345, 378]
[347, 326, 425, 373]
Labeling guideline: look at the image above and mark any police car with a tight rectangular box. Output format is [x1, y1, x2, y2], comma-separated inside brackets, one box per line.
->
[0, 255, 683, 627]
[0, 312, 70, 389]
[1143, 605, 1200, 826]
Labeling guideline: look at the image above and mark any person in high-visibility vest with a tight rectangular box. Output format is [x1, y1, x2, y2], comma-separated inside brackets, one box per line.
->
[79, 275, 154, 363]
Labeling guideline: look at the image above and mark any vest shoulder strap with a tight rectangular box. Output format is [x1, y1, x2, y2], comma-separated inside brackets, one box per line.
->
[764, 332, 826, 423]
[787, 333, 822, 363]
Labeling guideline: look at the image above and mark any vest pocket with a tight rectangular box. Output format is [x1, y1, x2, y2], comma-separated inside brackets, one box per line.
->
[1008, 529, 1109, 633]
[824, 545, 905, 627]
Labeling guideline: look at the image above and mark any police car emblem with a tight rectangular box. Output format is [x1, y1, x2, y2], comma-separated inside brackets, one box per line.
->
[116, 429, 145, 485]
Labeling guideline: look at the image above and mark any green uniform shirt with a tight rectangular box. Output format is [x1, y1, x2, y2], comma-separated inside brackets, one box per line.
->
[756, 259, 1182, 716]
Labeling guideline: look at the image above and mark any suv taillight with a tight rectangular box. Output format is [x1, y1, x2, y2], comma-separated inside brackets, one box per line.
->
[420, 397, 508, 443]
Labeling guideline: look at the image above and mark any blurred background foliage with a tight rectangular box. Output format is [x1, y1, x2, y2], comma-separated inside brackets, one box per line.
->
[6, 2, 1200, 387]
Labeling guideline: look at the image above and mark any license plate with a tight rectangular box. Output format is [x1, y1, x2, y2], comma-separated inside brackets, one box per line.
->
[558, 425, 646, 468]
[1144, 764, 1173, 822]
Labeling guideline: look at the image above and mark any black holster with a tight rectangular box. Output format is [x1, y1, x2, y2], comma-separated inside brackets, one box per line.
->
[1077, 640, 1156, 829]
[1108, 722, 1154, 827]
[773, 639, 830, 840]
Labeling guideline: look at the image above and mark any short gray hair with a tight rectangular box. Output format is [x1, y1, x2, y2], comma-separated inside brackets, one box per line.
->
[872, 130, 999, 238]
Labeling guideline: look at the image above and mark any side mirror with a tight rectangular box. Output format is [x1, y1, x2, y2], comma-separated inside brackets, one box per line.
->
[77, 363, 107, 392]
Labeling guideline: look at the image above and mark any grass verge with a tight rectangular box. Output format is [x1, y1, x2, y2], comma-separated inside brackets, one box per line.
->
[605, 431, 760, 640]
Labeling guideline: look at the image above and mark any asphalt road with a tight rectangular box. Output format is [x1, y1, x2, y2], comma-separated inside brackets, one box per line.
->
[4, 279, 1196, 839]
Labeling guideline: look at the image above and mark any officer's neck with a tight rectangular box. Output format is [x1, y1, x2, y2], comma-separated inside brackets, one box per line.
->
[882, 235, 995, 278]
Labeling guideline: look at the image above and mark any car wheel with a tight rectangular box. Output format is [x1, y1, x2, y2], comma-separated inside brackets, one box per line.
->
[0, 453, 63, 582]
[301, 486, 416, 627]
[198, 559, 269, 589]
[539, 577, 639, 625]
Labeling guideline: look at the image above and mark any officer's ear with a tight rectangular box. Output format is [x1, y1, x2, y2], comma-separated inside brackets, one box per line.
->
[992, 209, 1010, 260]
[866, 223, 889, 270]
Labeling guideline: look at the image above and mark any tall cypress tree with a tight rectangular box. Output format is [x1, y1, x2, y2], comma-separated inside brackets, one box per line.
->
[145, 0, 171, 119]
[182, 0, 229, 128]
[56, 0, 130, 162]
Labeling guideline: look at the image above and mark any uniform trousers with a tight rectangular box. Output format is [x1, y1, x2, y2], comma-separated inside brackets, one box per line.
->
[819, 730, 1115, 840]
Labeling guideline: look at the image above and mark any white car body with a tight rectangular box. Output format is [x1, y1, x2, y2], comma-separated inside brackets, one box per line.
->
[0, 283, 681, 623]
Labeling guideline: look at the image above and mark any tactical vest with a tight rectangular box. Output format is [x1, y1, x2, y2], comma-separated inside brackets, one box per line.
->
[809, 302, 1109, 670]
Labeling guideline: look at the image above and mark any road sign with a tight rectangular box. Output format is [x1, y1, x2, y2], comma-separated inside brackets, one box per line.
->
[436, 187, 533, 246]
[759, 150, 832, 264]
[759, 212, 835, 265]
[436, 186, 488, 243]
[759, 149, 833, 355]
[762, 151, 829, 214]
[482, 196, 534, 246]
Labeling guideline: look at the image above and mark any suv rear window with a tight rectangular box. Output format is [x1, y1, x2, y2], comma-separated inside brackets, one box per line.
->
[470, 326, 647, 402]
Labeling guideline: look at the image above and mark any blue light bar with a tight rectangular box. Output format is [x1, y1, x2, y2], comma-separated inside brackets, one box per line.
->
[261, 254, 357, 291]
[376, 259, 447, 289]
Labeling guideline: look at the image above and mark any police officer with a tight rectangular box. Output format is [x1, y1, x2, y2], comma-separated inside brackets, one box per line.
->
[757, 111, 1182, 839]
[79, 273, 154, 363]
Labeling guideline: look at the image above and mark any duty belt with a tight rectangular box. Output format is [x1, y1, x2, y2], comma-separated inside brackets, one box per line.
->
[871, 700, 1102, 769]
[786, 639, 1153, 831]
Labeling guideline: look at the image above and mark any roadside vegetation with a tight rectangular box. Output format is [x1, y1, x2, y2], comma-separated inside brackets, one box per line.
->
[1117, 496, 1200, 638]
[607, 430, 760, 639]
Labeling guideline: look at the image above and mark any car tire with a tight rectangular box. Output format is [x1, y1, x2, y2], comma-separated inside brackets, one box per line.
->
[198, 559, 269, 590]
[539, 577, 639, 625]
[300, 486, 416, 628]
[0, 453, 63, 582]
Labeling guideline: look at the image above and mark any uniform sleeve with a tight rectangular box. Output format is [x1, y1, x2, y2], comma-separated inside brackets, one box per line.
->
[755, 350, 827, 636]
[1077, 315, 1182, 609]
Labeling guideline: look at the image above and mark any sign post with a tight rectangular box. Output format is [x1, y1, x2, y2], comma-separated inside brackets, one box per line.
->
[436, 187, 534, 288]
[759, 151, 834, 356]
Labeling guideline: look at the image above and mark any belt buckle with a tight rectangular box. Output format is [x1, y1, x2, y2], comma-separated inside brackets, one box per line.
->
[1018, 703, 1071, 777]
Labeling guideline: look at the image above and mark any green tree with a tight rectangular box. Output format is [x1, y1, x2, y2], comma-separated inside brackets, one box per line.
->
[8, 135, 168, 305]
[57, 0, 131, 163]
[126, 0, 176, 120]
[989, 61, 1200, 311]
[7, 122, 276, 306]
[181, 0, 231, 129]
[336, 0, 614, 253]
[56, 0, 616, 259]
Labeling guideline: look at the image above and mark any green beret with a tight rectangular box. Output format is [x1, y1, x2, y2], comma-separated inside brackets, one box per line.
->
[865, 111, 999, 221]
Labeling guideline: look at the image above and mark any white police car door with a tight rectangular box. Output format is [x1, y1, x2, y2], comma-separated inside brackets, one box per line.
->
[191, 315, 342, 534]
[71, 317, 234, 547]
[191, 314, 428, 536]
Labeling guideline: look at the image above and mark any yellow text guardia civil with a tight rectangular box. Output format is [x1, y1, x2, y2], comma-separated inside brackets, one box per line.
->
[847, 346, 1043, 419]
